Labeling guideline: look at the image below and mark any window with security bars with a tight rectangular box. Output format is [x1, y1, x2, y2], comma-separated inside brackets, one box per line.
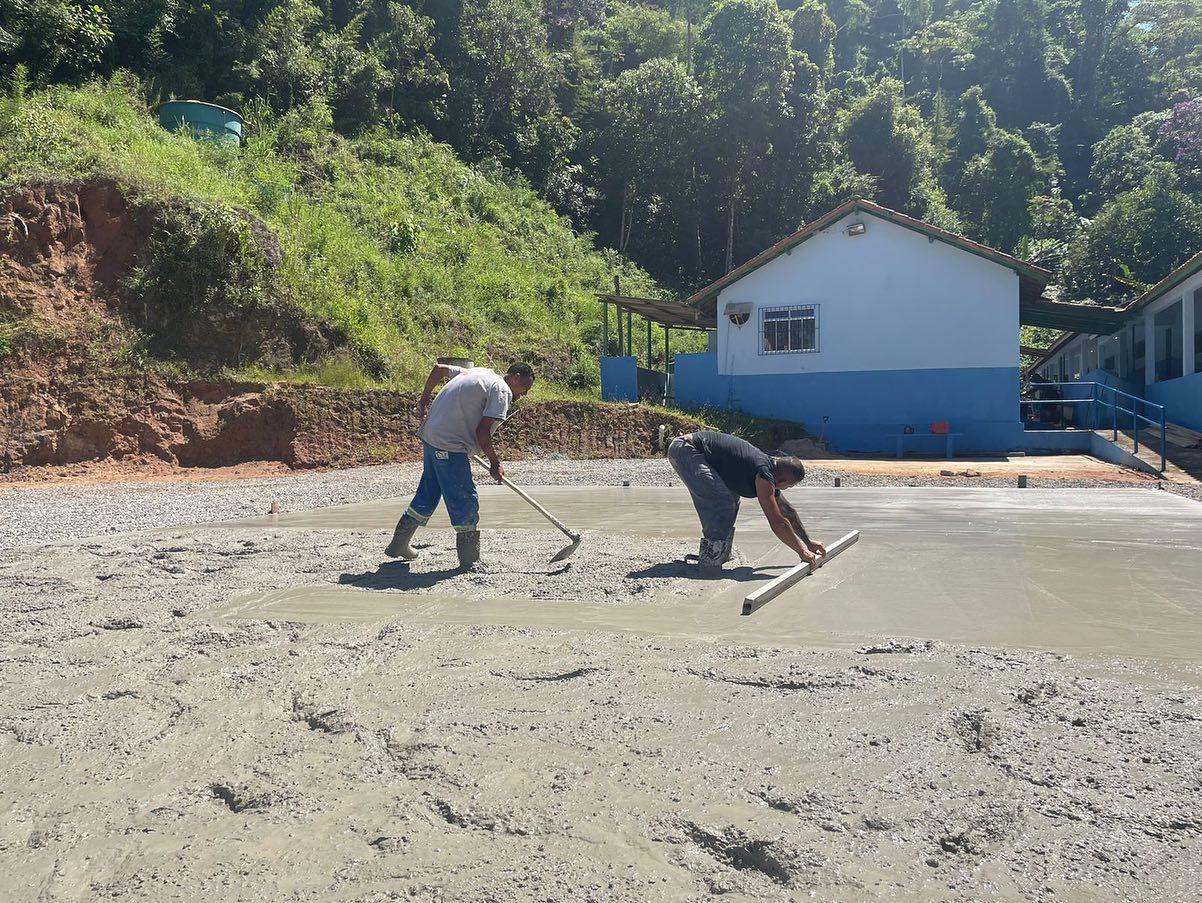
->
[760, 305, 818, 354]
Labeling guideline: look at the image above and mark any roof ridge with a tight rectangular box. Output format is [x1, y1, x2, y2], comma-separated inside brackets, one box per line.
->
[684, 198, 1052, 312]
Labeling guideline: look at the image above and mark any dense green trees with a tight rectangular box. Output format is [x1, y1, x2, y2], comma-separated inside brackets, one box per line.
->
[593, 58, 701, 266]
[5, 0, 1202, 302]
[1066, 170, 1202, 303]
[0, 0, 112, 80]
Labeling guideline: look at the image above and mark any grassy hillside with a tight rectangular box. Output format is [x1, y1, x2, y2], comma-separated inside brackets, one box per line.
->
[0, 76, 687, 389]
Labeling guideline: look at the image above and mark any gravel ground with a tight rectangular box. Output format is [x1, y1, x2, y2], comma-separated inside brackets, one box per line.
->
[3, 513, 1201, 900]
[2, 456, 1199, 550]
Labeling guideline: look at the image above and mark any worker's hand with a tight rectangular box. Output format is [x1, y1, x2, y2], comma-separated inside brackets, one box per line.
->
[810, 540, 828, 557]
[799, 546, 821, 568]
[417, 395, 431, 421]
[489, 459, 504, 484]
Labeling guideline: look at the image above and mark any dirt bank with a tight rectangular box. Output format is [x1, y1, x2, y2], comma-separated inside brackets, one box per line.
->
[0, 178, 815, 479]
[2, 375, 704, 473]
[0, 177, 342, 472]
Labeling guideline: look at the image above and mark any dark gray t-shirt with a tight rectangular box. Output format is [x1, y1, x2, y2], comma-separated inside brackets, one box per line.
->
[692, 430, 774, 498]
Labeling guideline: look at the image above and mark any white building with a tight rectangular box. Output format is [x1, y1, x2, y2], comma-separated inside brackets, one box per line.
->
[1032, 250, 1202, 434]
[604, 198, 1050, 454]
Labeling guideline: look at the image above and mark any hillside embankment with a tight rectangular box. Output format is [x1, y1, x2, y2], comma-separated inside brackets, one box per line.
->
[0, 179, 717, 477]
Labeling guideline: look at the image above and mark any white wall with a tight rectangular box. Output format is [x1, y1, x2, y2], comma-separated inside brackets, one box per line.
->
[715, 212, 1020, 376]
[1048, 264, 1202, 385]
[1139, 270, 1201, 380]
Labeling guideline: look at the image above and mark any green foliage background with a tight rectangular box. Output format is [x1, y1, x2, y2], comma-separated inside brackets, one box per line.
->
[5, 0, 1202, 363]
[0, 78, 671, 384]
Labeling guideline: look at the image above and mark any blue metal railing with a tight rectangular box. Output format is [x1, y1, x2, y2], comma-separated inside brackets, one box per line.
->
[1023, 381, 1167, 473]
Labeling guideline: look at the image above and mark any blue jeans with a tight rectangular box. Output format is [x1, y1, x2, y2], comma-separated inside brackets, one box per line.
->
[405, 442, 479, 532]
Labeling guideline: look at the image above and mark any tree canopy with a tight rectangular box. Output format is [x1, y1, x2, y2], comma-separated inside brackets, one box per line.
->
[5, 0, 1202, 301]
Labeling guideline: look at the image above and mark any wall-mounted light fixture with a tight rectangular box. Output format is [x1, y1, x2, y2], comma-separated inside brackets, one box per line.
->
[846, 221, 867, 237]
[723, 301, 752, 327]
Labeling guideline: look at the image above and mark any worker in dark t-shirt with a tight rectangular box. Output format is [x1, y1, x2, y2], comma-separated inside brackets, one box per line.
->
[667, 430, 826, 574]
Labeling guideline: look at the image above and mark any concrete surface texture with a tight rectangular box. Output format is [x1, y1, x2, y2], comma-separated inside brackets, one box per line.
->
[2, 483, 1201, 901]
[223, 485, 1202, 662]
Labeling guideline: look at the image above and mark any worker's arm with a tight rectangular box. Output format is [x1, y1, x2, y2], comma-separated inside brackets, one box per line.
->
[778, 495, 826, 556]
[756, 476, 821, 567]
[769, 488, 826, 557]
[476, 416, 504, 483]
[789, 517, 827, 557]
[417, 364, 458, 420]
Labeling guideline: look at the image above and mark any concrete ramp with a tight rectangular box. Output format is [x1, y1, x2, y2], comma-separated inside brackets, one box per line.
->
[1096, 424, 1202, 483]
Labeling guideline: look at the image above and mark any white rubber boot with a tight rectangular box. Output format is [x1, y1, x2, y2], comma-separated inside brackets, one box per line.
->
[385, 514, 420, 560]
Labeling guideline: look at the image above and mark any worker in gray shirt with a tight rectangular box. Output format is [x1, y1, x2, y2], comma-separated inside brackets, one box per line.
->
[387, 361, 536, 567]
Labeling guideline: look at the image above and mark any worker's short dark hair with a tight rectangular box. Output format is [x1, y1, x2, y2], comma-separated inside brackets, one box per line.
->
[507, 362, 536, 382]
[775, 456, 806, 481]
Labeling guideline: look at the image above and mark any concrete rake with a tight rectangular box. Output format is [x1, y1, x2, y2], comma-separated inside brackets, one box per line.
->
[472, 456, 582, 562]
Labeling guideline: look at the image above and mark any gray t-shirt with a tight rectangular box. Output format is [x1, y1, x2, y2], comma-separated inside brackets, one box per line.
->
[417, 367, 513, 454]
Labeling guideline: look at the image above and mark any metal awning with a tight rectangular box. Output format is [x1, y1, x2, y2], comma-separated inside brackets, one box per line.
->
[597, 294, 715, 330]
[1020, 297, 1128, 334]
[1020, 344, 1054, 359]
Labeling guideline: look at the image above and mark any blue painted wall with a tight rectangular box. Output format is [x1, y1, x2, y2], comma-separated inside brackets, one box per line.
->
[1022, 431, 1091, 452]
[672, 352, 1023, 453]
[674, 352, 734, 410]
[1146, 371, 1202, 432]
[601, 356, 638, 402]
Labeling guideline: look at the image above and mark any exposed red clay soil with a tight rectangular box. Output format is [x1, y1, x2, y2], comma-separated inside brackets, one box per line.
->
[0, 384, 704, 483]
[0, 180, 148, 323]
[0, 179, 716, 484]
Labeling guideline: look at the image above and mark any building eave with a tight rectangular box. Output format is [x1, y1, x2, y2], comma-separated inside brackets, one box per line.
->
[1019, 296, 1128, 335]
[596, 294, 715, 329]
[1121, 247, 1202, 314]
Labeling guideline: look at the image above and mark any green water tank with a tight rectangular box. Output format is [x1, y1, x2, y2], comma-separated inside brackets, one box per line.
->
[157, 100, 243, 145]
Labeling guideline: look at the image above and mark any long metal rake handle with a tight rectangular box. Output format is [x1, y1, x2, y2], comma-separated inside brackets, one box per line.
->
[472, 455, 580, 541]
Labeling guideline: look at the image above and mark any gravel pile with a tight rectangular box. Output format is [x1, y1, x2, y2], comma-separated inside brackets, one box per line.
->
[2, 456, 1197, 550]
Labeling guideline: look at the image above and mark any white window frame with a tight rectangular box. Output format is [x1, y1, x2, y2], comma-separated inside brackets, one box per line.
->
[759, 304, 819, 355]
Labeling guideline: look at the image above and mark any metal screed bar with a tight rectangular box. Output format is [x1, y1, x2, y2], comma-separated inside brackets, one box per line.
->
[741, 530, 861, 615]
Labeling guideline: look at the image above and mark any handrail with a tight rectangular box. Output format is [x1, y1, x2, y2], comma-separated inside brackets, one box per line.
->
[1023, 380, 1166, 472]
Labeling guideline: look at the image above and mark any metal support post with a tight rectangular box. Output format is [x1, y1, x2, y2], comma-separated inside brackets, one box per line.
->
[665, 326, 671, 403]
[1161, 408, 1167, 472]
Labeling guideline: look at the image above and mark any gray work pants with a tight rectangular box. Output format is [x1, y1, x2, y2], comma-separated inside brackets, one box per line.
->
[668, 437, 740, 541]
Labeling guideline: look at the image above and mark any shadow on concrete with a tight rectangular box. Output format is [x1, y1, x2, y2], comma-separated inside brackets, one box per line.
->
[626, 561, 785, 582]
[338, 561, 463, 591]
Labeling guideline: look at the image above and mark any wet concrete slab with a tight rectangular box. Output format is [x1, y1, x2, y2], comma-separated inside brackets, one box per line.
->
[212, 487, 1202, 663]
[215, 485, 705, 539]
